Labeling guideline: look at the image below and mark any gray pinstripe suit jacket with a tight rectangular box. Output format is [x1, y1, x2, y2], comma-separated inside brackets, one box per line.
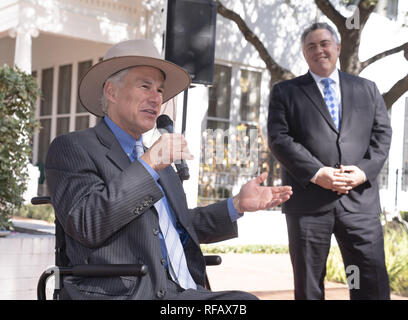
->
[45, 119, 238, 299]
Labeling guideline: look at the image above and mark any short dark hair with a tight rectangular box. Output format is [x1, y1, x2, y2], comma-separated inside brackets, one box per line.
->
[301, 22, 340, 45]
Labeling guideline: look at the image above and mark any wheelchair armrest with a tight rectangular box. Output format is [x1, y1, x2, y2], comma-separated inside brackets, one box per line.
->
[204, 255, 222, 266]
[37, 264, 148, 300]
[66, 264, 148, 277]
[31, 196, 52, 205]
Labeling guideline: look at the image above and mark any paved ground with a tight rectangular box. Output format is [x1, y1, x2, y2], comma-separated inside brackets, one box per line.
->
[5, 217, 408, 300]
[206, 253, 408, 300]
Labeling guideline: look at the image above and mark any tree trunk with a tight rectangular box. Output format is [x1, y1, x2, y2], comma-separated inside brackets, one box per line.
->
[215, 0, 295, 89]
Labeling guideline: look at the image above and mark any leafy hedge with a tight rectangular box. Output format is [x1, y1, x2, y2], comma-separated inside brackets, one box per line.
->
[201, 244, 289, 254]
[0, 65, 40, 229]
[15, 203, 55, 223]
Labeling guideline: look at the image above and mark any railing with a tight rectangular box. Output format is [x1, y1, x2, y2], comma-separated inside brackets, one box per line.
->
[198, 170, 260, 206]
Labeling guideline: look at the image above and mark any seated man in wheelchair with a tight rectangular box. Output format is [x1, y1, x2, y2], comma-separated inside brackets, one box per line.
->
[45, 39, 292, 300]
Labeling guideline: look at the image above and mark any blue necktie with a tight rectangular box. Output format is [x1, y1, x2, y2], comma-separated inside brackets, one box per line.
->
[132, 140, 145, 160]
[321, 78, 340, 129]
[132, 141, 197, 290]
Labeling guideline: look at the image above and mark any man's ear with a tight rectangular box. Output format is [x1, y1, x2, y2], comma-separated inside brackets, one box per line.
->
[104, 81, 117, 104]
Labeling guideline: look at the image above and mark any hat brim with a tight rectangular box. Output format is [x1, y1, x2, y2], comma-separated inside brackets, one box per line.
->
[78, 56, 191, 117]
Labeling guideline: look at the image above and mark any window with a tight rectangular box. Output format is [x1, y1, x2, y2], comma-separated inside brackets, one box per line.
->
[57, 64, 72, 137]
[77, 60, 92, 113]
[34, 59, 94, 195]
[240, 69, 261, 123]
[37, 67, 53, 165]
[75, 60, 93, 130]
[40, 68, 53, 117]
[378, 108, 392, 190]
[207, 64, 231, 130]
[198, 64, 266, 206]
[378, 158, 389, 190]
[375, 0, 399, 20]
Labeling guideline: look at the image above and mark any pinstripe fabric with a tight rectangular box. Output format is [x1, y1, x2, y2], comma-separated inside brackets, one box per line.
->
[45, 119, 239, 300]
[133, 140, 196, 289]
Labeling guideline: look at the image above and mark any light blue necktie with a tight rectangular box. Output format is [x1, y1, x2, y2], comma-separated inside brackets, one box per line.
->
[321, 78, 340, 129]
[132, 141, 197, 290]
[133, 140, 145, 160]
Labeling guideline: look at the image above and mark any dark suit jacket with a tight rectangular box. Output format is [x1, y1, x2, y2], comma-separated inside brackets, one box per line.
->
[45, 120, 238, 299]
[268, 71, 392, 215]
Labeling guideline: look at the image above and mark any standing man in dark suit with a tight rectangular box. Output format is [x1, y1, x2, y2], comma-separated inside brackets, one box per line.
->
[268, 22, 392, 300]
[45, 39, 292, 300]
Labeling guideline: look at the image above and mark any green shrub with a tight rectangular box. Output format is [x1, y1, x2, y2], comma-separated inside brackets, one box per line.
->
[325, 223, 408, 296]
[15, 203, 55, 223]
[0, 64, 40, 229]
[400, 211, 408, 223]
[325, 246, 347, 284]
[201, 244, 289, 254]
[383, 223, 408, 296]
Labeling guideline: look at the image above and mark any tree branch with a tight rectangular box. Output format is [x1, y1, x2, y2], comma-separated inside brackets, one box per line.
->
[361, 42, 408, 71]
[357, 0, 378, 30]
[314, 0, 346, 30]
[215, 0, 295, 83]
[382, 73, 408, 109]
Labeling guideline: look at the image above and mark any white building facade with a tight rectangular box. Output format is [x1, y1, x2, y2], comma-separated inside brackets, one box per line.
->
[0, 0, 407, 228]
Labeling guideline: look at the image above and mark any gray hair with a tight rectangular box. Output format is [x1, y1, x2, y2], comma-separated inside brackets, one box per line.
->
[100, 68, 130, 114]
[301, 22, 340, 45]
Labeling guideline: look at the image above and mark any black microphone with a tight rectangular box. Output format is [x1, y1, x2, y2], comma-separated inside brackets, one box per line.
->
[156, 114, 190, 181]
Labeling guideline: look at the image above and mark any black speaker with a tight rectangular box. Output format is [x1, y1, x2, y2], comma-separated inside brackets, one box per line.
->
[165, 0, 217, 85]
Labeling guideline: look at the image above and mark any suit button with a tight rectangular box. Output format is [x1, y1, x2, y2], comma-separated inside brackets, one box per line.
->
[153, 228, 159, 236]
[156, 290, 166, 299]
[160, 258, 166, 265]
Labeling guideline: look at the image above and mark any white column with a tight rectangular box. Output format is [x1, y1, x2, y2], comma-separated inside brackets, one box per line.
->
[8, 7, 39, 74]
[180, 86, 209, 208]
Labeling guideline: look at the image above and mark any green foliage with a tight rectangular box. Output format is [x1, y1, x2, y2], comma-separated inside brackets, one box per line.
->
[15, 203, 55, 223]
[383, 223, 408, 296]
[201, 244, 289, 254]
[0, 64, 40, 230]
[325, 246, 347, 284]
[326, 223, 408, 296]
[340, 0, 378, 7]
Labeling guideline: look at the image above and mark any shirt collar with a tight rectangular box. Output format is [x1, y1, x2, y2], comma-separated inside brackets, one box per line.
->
[104, 115, 142, 158]
[309, 68, 339, 85]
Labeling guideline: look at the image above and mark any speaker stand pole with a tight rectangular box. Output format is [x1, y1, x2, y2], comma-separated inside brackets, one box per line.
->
[181, 89, 188, 135]
[179, 89, 189, 185]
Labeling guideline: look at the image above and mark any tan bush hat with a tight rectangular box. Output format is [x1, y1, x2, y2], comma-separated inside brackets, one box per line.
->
[78, 39, 191, 117]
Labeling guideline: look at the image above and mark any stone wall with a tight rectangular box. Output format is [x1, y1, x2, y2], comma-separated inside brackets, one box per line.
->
[0, 233, 55, 300]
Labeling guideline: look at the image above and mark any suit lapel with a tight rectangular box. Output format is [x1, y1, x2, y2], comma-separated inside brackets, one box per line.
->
[298, 72, 339, 133]
[338, 71, 354, 134]
[94, 119, 130, 171]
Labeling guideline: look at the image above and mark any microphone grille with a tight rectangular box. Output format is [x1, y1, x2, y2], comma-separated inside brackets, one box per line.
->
[156, 114, 173, 129]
